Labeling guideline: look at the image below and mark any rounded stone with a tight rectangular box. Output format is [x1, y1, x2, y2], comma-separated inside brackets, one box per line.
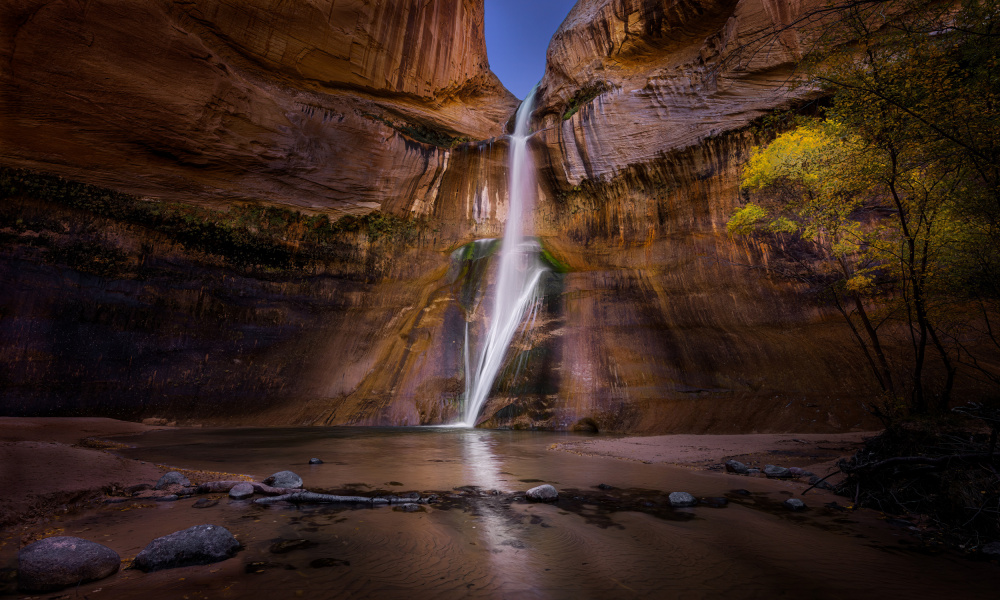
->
[133, 524, 240, 572]
[229, 482, 254, 500]
[668, 492, 698, 507]
[263, 470, 303, 489]
[724, 460, 749, 474]
[525, 484, 558, 502]
[18, 536, 120, 592]
[764, 465, 793, 479]
[154, 471, 191, 490]
[308, 458, 324, 465]
[784, 498, 807, 511]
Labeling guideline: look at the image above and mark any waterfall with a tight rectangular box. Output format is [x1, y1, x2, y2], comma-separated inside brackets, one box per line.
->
[460, 86, 548, 427]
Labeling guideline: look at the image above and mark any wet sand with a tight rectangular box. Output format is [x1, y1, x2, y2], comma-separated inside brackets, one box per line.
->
[552, 432, 875, 476]
[1, 419, 998, 599]
[0, 418, 165, 529]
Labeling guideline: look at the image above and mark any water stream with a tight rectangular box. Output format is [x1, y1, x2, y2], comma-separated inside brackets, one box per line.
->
[461, 86, 549, 427]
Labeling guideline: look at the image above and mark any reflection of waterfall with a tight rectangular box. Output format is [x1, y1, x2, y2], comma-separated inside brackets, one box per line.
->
[461, 86, 548, 427]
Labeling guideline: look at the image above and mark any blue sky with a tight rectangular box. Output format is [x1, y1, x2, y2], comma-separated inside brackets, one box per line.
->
[484, 0, 579, 99]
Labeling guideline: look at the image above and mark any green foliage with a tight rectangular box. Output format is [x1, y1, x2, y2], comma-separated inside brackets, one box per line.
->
[0, 167, 421, 273]
[562, 82, 610, 120]
[726, 203, 768, 235]
[729, 0, 1000, 412]
[362, 112, 470, 148]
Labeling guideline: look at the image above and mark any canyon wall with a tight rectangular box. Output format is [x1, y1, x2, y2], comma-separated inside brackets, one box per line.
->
[0, 0, 517, 217]
[3, 0, 981, 431]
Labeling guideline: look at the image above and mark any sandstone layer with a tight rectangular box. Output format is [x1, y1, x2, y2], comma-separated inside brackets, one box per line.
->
[1, 0, 518, 216]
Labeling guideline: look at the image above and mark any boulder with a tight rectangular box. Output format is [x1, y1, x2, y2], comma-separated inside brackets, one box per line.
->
[525, 484, 559, 502]
[229, 482, 254, 500]
[725, 460, 749, 474]
[154, 471, 191, 490]
[668, 492, 698, 508]
[263, 471, 303, 489]
[133, 525, 240, 572]
[18, 537, 120, 592]
[764, 465, 793, 479]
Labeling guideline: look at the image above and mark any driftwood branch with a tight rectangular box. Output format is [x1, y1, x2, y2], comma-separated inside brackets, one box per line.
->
[253, 492, 390, 506]
[843, 453, 1000, 474]
[801, 470, 840, 495]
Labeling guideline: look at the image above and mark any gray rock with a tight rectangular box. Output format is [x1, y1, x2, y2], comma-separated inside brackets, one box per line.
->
[308, 458, 324, 465]
[393, 503, 423, 512]
[764, 465, 793, 478]
[982, 541, 1000, 557]
[154, 471, 191, 490]
[18, 536, 120, 592]
[525, 484, 558, 502]
[788, 467, 813, 477]
[701, 497, 729, 508]
[807, 476, 836, 491]
[263, 470, 303, 489]
[725, 460, 749, 474]
[155, 494, 179, 502]
[784, 498, 807, 511]
[192, 498, 218, 509]
[668, 492, 698, 507]
[229, 482, 254, 500]
[746, 468, 761, 475]
[133, 524, 240, 572]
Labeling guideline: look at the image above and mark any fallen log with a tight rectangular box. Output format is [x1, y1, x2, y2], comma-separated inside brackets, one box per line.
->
[196, 481, 304, 495]
[253, 492, 390, 506]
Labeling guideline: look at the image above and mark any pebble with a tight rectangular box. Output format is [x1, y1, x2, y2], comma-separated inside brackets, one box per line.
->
[155, 494, 179, 502]
[525, 484, 559, 502]
[18, 537, 120, 592]
[308, 458, 324, 464]
[668, 492, 698, 508]
[784, 498, 807, 511]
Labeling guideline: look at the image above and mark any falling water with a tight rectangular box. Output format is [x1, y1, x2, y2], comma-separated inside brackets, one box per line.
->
[460, 86, 548, 427]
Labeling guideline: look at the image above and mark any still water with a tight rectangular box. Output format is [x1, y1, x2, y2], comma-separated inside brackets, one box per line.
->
[10, 427, 1000, 598]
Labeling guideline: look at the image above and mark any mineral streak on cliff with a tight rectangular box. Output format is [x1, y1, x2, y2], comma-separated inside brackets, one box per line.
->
[0, 0, 518, 217]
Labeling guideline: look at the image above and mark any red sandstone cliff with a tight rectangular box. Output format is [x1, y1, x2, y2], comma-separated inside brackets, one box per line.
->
[0, 0, 517, 215]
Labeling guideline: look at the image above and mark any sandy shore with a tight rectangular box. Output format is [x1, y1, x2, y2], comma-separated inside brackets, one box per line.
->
[0, 418, 875, 534]
[552, 431, 875, 476]
[0, 418, 166, 530]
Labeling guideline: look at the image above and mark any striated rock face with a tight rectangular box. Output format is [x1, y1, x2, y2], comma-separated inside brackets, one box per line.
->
[534, 0, 820, 186]
[0, 0, 517, 216]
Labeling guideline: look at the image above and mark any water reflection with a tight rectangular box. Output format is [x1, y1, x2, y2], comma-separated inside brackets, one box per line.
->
[459, 430, 540, 595]
[459, 429, 506, 492]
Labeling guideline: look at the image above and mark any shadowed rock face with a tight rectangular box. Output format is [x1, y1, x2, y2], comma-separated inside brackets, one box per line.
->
[0, 0, 518, 215]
